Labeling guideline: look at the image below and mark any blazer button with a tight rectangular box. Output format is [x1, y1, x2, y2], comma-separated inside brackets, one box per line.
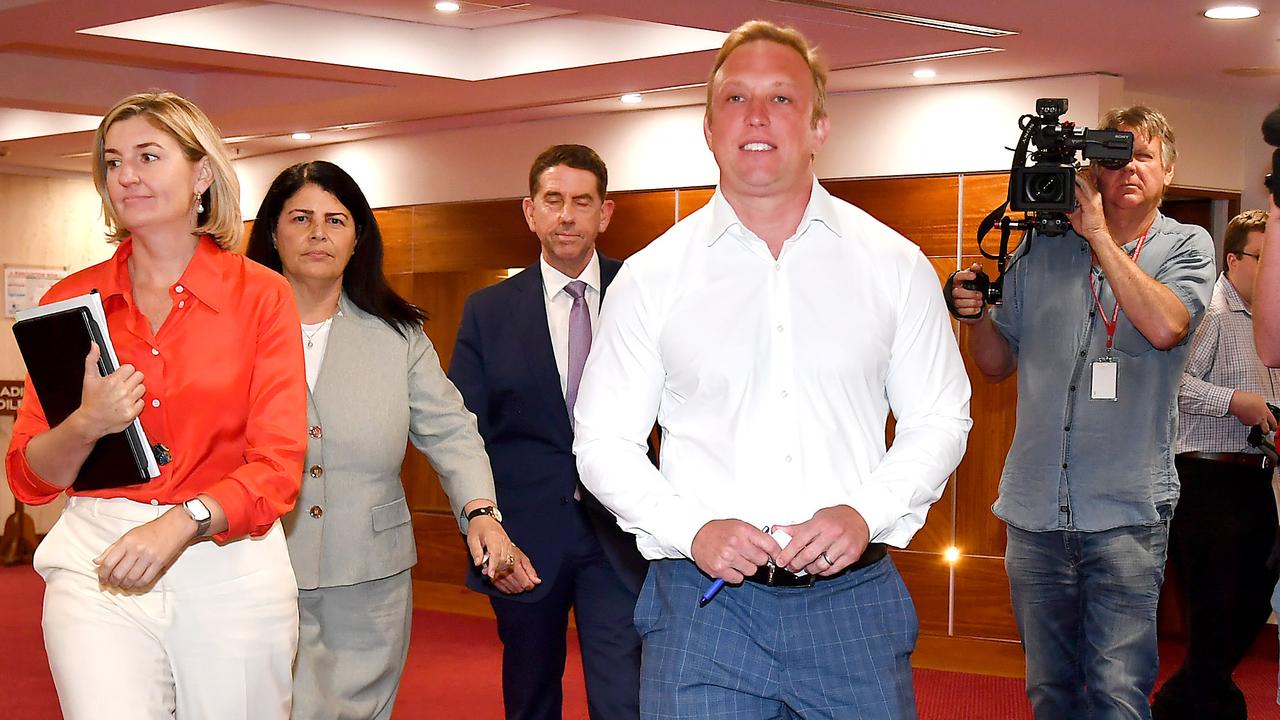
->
[560, 496, 570, 505]
[309, 465, 324, 478]
[308, 425, 323, 439]
[309, 505, 323, 518]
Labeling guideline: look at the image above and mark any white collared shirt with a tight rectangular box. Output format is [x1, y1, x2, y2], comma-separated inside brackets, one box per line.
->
[540, 252, 602, 398]
[573, 178, 972, 560]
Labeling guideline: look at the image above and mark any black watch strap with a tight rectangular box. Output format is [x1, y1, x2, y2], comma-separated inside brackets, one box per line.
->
[465, 505, 502, 523]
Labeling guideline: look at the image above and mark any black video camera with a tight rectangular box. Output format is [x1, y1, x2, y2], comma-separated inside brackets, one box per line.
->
[1247, 403, 1279, 466]
[944, 99, 1135, 320]
[1010, 98, 1134, 215]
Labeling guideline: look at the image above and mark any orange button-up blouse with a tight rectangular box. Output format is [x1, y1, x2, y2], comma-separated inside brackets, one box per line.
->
[6, 237, 307, 541]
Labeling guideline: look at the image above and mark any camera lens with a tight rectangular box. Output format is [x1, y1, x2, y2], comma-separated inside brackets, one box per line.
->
[1025, 173, 1064, 203]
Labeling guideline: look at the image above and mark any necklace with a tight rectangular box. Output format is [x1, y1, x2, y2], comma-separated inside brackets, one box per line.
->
[301, 318, 331, 349]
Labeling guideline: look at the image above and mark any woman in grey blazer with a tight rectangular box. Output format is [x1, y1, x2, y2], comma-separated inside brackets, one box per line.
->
[246, 161, 520, 720]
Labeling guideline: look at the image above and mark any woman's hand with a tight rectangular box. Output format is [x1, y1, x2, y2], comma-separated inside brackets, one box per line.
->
[466, 514, 539, 594]
[71, 342, 146, 441]
[94, 507, 199, 591]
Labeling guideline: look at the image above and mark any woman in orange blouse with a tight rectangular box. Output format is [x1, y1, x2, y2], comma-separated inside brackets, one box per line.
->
[5, 91, 307, 719]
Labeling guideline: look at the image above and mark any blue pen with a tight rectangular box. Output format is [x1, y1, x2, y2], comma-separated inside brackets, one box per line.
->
[699, 526, 770, 608]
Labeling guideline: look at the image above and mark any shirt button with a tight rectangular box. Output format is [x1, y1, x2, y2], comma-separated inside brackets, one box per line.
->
[774, 263, 782, 272]
[1062, 463, 1069, 469]
[785, 455, 793, 463]
[1069, 385, 1077, 392]
[150, 499, 159, 506]
[308, 425, 323, 439]
[1059, 505, 1070, 513]
[309, 465, 324, 478]
[1064, 425, 1071, 432]
[151, 348, 160, 356]
[151, 399, 160, 408]
[175, 285, 184, 293]
[1079, 350, 1086, 357]
[776, 325, 784, 333]
[178, 301, 186, 309]
[781, 390, 789, 399]
[309, 505, 323, 519]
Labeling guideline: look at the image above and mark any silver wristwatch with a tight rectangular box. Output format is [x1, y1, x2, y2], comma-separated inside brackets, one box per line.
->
[182, 498, 212, 538]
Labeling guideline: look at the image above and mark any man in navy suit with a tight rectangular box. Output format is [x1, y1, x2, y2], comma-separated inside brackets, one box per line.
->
[449, 144, 646, 720]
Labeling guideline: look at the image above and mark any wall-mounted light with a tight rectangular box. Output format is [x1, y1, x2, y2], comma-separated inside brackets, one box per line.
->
[435, 1, 461, 13]
[943, 546, 961, 564]
[291, 132, 312, 141]
[912, 68, 937, 79]
[620, 93, 643, 105]
[1204, 5, 1260, 19]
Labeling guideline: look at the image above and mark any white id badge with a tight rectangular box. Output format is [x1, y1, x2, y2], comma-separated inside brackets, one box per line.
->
[1091, 358, 1118, 401]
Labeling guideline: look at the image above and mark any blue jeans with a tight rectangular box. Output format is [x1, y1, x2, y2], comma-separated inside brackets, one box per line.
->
[1006, 511, 1171, 720]
[1273, 578, 1280, 705]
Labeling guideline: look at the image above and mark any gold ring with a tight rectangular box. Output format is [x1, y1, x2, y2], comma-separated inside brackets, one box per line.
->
[821, 552, 833, 565]
[506, 554, 515, 566]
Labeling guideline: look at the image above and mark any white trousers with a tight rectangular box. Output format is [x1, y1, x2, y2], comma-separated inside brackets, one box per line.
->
[34, 496, 299, 720]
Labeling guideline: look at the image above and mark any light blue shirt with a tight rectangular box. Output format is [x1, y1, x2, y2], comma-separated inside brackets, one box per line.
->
[989, 212, 1215, 532]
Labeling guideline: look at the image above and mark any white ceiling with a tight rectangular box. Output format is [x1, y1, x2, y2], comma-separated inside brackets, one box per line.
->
[0, 0, 1276, 174]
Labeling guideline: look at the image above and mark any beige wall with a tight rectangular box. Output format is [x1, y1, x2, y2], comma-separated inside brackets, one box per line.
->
[0, 171, 112, 531]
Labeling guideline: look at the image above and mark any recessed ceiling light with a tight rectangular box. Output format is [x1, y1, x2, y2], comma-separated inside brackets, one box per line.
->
[291, 132, 312, 141]
[1204, 5, 1260, 19]
[620, 93, 643, 104]
[912, 68, 937, 79]
[435, 1, 461, 12]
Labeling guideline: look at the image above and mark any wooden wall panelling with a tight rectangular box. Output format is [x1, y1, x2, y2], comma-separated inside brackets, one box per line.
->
[889, 549, 951, 636]
[377, 206, 414, 275]
[954, 317, 1018, 559]
[825, 176, 959, 258]
[412, 510, 471, 584]
[597, 190, 677, 260]
[676, 187, 715, 220]
[951, 554, 1021, 641]
[409, 198, 538, 273]
[959, 173, 1014, 258]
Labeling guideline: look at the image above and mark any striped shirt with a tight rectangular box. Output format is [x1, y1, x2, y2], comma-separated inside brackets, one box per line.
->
[1178, 273, 1280, 454]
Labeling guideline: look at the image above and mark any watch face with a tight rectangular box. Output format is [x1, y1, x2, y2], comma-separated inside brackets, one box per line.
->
[185, 499, 211, 522]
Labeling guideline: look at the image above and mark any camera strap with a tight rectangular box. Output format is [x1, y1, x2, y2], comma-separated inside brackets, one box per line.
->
[1088, 225, 1151, 351]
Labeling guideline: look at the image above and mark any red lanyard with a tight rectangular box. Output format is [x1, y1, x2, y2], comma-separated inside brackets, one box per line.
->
[1089, 222, 1152, 351]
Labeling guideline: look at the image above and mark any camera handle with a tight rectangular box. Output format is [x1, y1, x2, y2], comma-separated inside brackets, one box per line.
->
[945, 205, 1031, 321]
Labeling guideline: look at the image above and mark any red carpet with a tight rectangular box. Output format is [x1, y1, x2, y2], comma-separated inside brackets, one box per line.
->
[3, 564, 1278, 719]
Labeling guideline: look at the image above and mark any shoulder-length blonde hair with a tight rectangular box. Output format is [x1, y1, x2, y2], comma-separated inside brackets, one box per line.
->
[92, 91, 241, 249]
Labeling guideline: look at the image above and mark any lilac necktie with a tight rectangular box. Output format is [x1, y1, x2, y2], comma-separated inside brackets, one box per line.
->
[563, 280, 592, 422]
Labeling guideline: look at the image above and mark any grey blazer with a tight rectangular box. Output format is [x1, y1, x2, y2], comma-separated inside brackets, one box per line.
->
[284, 293, 496, 590]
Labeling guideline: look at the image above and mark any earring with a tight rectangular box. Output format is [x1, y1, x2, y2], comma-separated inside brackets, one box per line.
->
[271, 234, 277, 250]
[194, 191, 204, 214]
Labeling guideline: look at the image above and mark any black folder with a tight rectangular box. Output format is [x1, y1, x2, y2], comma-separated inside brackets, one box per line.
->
[12, 305, 152, 491]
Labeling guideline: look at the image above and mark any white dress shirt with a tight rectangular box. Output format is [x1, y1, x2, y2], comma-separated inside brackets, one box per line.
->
[573, 178, 972, 560]
[540, 252, 602, 398]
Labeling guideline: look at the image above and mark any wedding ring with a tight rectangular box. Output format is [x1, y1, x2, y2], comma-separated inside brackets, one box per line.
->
[821, 552, 833, 565]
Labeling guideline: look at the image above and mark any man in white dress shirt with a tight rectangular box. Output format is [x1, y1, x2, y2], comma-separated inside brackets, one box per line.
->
[573, 20, 972, 719]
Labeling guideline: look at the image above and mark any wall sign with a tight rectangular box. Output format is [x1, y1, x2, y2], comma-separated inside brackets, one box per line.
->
[0, 381, 23, 417]
[5, 266, 67, 318]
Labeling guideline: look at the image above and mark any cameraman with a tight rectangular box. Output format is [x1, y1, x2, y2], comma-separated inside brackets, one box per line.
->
[950, 105, 1215, 719]
[1152, 209, 1279, 720]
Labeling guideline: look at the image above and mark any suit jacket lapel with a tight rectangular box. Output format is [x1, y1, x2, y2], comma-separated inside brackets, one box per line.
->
[310, 294, 360, 420]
